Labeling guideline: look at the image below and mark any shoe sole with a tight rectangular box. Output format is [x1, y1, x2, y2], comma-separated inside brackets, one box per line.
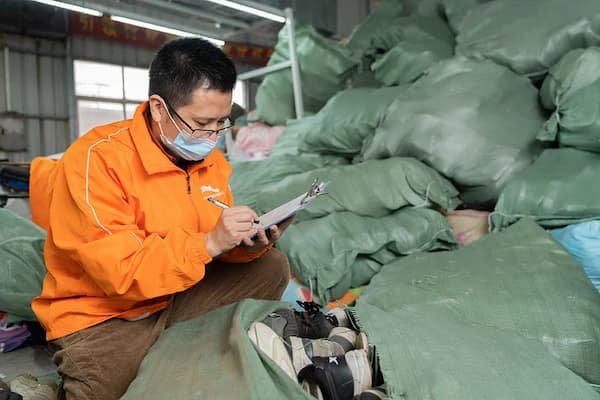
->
[248, 322, 297, 381]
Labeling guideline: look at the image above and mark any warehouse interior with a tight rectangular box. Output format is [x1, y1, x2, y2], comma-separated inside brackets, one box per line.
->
[1, 0, 600, 399]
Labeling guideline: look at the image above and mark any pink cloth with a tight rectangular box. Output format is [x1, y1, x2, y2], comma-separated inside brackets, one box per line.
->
[235, 122, 284, 159]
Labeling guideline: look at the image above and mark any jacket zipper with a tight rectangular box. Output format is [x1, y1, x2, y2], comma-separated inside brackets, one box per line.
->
[185, 172, 191, 194]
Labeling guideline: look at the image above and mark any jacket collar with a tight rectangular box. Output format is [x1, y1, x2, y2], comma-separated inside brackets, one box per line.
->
[130, 102, 216, 175]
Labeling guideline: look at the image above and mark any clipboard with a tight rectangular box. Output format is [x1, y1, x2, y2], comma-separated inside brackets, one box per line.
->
[257, 178, 329, 228]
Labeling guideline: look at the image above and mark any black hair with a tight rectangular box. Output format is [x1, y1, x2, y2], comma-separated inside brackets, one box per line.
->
[149, 38, 237, 108]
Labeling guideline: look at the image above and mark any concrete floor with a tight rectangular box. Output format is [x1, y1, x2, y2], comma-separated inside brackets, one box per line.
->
[0, 345, 57, 384]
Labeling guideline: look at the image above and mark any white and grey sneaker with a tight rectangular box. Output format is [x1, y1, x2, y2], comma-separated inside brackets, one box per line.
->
[298, 349, 373, 400]
[248, 322, 296, 381]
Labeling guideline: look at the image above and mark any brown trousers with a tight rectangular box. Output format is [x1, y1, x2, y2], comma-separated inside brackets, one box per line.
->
[49, 249, 290, 400]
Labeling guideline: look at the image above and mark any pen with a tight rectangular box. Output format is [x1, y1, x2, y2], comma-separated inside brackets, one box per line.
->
[207, 197, 261, 224]
[207, 196, 230, 209]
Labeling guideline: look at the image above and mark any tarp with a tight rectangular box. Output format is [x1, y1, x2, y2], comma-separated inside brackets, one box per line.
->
[230, 155, 348, 209]
[297, 87, 403, 157]
[356, 219, 600, 391]
[0, 209, 46, 322]
[277, 208, 456, 303]
[252, 158, 462, 222]
[456, 0, 600, 76]
[492, 148, 600, 229]
[538, 47, 600, 153]
[254, 24, 356, 126]
[359, 57, 545, 207]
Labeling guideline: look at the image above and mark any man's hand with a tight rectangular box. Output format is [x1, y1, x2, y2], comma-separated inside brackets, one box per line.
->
[205, 206, 259, 257]
[244, 215, 295, 253]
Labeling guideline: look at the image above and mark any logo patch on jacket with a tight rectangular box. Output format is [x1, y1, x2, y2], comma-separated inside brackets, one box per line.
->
[201, 185, 224, 199]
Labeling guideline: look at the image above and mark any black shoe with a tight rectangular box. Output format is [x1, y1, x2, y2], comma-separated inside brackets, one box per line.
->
[262, 302, 339, 340]
[298, 349, 373, 400]
[353, 385, 387, 400]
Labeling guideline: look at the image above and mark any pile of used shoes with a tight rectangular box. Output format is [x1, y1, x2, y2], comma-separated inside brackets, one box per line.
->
[248, 302, 386, 400]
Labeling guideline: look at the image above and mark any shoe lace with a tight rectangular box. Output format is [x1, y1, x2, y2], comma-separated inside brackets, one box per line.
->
[295, 301, 338, 332]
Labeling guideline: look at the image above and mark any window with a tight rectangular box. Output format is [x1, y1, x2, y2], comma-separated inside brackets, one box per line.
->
[74, 60, 148, 136]
[232, 81, 246, 109]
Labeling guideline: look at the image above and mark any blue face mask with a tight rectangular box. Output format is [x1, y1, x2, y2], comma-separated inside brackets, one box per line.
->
[158, 105, 216, 161]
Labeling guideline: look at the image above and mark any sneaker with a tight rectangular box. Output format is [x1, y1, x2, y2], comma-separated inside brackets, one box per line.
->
[262, 303, 339, 341]
[248, 322, 297, 381]
[353, 385, 387, 400]
[9, 374, 56, 400]
[301, 380, 324, 400]
[288, 337, 346, 374]
[298, 349, 373, 400]
[328, 327, 370, 353]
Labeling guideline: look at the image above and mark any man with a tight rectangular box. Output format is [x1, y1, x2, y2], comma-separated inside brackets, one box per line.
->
[31, 38, 291, 400]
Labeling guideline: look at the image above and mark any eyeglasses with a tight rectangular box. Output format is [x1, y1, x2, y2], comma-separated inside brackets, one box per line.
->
[164, 99, 233, 140]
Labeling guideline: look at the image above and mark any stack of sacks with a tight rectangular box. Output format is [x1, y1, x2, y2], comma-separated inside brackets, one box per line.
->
[455, 0, 600, 76]
[254, 24, 356, 126]
[358, 57, 545, 208]
[538, 47, 600, 153]
[260, 157, 461, 302]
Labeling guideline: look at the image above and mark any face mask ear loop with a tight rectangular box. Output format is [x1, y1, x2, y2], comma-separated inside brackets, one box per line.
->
[160, 99, 185, 134]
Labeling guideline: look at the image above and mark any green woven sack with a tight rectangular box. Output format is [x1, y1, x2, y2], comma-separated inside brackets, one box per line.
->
[360, 57, 545, 208]
[230, 154, 348, 209]
[456, 0, 600, 76]
[296, 87, 403, 157]
[538, 47, 600, 153]
[345, 0, 405, 56]
[492, 148, 600, 229]
[355, 303, 600, 399]
[122, 300, 313, 400]
[277, 208, 456, 302]
[254, 24, 356, 126]
[441, 0, 494, 33]
[371, 38, 452, 86]
[253, 158, 462, 222]
[0, 209, 46, 322]
[357, 219, 600, 386]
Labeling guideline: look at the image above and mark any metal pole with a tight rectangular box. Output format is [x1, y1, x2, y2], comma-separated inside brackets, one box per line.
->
[4, 47, 11, 111]
[237, 60, 292, 81]
[285, 8, 303, 119]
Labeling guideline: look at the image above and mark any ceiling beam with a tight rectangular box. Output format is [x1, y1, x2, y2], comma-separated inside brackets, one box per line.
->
[140, 0, 251, 30]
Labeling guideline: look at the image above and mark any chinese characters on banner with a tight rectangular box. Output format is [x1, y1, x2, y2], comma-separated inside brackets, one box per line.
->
[69, 12, 275, 65]
[69, 13, 175, 49]
[222, 43, 274, 66]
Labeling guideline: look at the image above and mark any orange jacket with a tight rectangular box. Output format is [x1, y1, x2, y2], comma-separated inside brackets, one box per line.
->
[31, 102, 269, 340]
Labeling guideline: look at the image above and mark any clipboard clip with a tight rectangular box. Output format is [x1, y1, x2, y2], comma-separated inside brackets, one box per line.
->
[300, 177, 325, 205]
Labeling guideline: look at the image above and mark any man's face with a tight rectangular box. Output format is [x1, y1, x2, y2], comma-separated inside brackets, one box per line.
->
[152, 86, 233, 142]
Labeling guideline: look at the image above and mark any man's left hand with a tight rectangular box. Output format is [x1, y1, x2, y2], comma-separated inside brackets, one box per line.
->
[243, 216, 294, 253]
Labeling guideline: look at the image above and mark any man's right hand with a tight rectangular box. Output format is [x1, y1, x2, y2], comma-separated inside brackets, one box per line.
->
[204, 206, 259, 257]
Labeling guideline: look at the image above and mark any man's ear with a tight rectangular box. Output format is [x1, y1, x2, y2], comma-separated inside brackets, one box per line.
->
[148, 95, 166, 123]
